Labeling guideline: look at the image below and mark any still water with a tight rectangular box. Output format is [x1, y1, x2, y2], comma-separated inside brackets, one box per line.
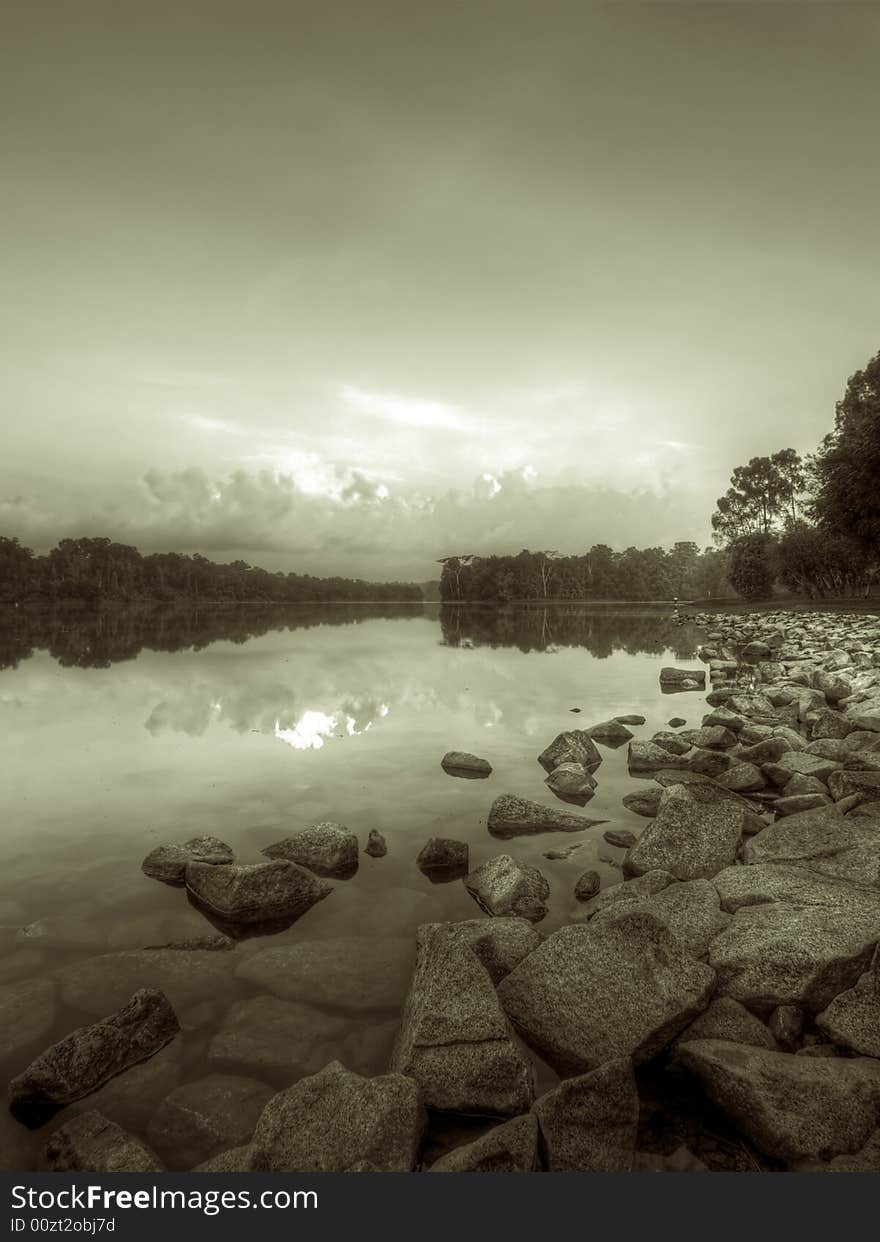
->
[0, 603, 704, 1168]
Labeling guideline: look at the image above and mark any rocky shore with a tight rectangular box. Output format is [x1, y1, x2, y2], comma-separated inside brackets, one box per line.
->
[4, 607, 880, 1173]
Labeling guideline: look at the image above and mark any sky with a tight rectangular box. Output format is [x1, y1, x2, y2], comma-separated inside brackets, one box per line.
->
[1, 1, 878, 581]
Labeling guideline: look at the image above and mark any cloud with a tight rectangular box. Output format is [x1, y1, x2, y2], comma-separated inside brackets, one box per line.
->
[339, 385, 472, 432]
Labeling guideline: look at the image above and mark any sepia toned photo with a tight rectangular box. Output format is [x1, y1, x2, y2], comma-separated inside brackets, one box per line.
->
[1, 0, 879, 1198]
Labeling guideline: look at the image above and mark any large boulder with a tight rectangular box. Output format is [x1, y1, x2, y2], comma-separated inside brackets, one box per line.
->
[428, 1114, 538, 1171]
[391, 923, 533, 1117]
[676, 1039, 880, 1163]
[763, 752, 841, 786]
[146, 1074, 274, 1170]
[815, 954, 880, 1058]
[673, 997, 776, 1051]
[185, 859, 331, 924]
[464, 855, 549, 923]
[708, 865, 880, 1009]
[44, 1112, 164, 1172]
[585, 720, 634, 746]
[741, 806, 880, 887]
[248, 1061, 425, 1172]
[234, 937, 414, 1014]
[487, 795, 604, 838]
[537, 731, 602, 773]
[584, 877, 729, 958]
[262, 823, 359, 879]
[532, 1058, 638, 1171]
[497, 912, 714, 1075]
[827, 769, 880, 806]
[9, 989, 179, 1127]
[433, 918, 543, 984]
[623, 784, 746, 881]
[659, 667, 706, 691]
[141, 836, 234, 885]
[416, 838, 469, 878]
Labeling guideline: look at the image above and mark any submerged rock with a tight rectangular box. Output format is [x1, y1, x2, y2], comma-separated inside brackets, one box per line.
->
[45, 1111, 164, 1172]
[391, 922, 534, 1116]
[533, 1058, 638, 1172]
[441, 751, 492, 777]
[488, 794, 605, 838]
[464, 855, 550, 923]
[234, 937, 414, 1013]
[537, 730, 602, 774]
[0, 977, 57, 1066]
[364, 829, 387, 858]
[615, 714, 646, 726]
[59, 948, 235, 1016]
[146, 1073, 275, 1170]
[623, 784, 746, 881]
[676, 1039, 880, 1163]
[262, 823, 359, 879]
[186, 859, 331, 924]
[585, 720, 634, 746]
[249, 1061, 425, 1172]
[141, 836, 234, 886]
[573, 870, 601, 902]
[207, 995, 349, 1082]
[497, 912, 714, 1075]
[9, 989, 179, 1127]
[428, 1114, 538, 1172]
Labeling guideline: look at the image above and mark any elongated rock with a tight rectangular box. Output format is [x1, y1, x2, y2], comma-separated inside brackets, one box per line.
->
[9, 989, 179, 1127]
[249, 1061, 425, 1172]
[488, 794, 604, 838]
[441, 751, 492, 777]
[186, 859, 331, 924]
[141, 836, 234, 885]
[676, 1039, 880, 1163]
[391, 922, 534, 1116]
[45, 1112, 164, 1172]
[497, 912, 714, 1075]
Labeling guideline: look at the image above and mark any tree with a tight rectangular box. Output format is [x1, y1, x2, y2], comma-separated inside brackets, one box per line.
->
[727, 533, 776, 601]
[811, 349, 880, 557]
[711, 449, 805, 543]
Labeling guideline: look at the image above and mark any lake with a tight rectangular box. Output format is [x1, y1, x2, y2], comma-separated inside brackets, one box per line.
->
[0, 602, 706, 1169]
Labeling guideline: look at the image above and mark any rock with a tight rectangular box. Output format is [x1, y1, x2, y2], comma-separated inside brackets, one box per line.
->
[45, 1112, 164, 1172]
[434, 918, 543, 983]
[579, 870, 674, 920]
[603, 829, 637, 849]
[542, 842, 584, 860]
[391, 923, 533, 1116]
[676, 1039, 880, 1163]
[827, 769, 880, 806]
[741, 805, 880, 887]
[774, 794, 831, 816]
[623, 784, 746, 881]
[585, 720, 634, 746]
[738, 738, 795, 764]
[497, 912, 715, 1075]
[768, 1005, 805, 1050]
[192, 1145, 252, 1172]
[816, 967, 880, 1059]
[537, 730, 602, 773]
[464, 855, 550, 923]
[743, 641, 771, 659]
[708, 865, 880, 1009]
[814, 1131, 880, 1172]
[810, 709, 854, 740]
[763, 752, 841, 786]
[487, 794, 604, 838]
[586, 878, 729, 959]
[0, 977, 57, 1066]
[668, 717, 687, 728]
[674, 997, 776, 1050]
[678, 726, 739, 751]
[64, 1041, 184, 1133]
[141, 837, 234, 885]
[146, 1074, 275, 1169]
[848, 701, 880, 733]
[428, 1114, 538, 1171]
[681, 747, 736, 778]
[416, 838, 469, 877]
[659, 667, 706, 690]
[783, 772, 832, 796]
[9, 989, 179, 1127]
[364, 830, 387, 858]
[235, 937, 414, 1013]
[615, 714, 646, 725]
[714, 762, 766, 793]
[208, 995, 349, 1081]
[544, 762, 597, 803]
[573, 870, 601, 901]
[652, 731, 692, 755]
[622, 788, 662, 817]
[441, 751, 492, 777]
[58, 947, 237, 1016]
[262, 823, 359, 879]
[533, 1058, 638, 1171]
[249, 1061, 425, 1172]
[186, 859, 331, 924]
[628, 741, 691, 772]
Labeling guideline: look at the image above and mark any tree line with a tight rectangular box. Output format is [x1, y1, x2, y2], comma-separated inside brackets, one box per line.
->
[711, 347, 879, 600]
[0, 537, 424, 605]
[438, 544, 732, 603]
